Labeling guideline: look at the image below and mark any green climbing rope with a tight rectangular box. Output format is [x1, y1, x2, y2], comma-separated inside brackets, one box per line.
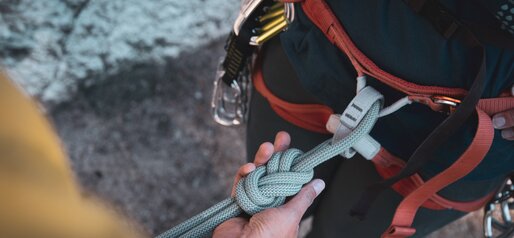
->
[156, 101, 381, 238]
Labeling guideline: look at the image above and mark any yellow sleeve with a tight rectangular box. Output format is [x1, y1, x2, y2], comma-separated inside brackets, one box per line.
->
[0, 71, 145, 238]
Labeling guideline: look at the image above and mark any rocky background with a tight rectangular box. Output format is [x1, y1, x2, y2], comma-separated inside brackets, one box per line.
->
[1, 0, 238, 103]
[0, 0, 493, 237]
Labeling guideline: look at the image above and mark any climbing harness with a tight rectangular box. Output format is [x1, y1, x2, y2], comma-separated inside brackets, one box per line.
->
[162, 0, 514, 237]
[484, 176, 514, 238]
[211, 1, 294, 126]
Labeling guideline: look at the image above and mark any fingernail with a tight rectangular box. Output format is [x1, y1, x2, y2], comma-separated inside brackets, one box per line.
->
[312, 179, 325, 195]
[493, 116, 506, 129]
[246, 163, 256, 172]
[502, 129, 514, 139]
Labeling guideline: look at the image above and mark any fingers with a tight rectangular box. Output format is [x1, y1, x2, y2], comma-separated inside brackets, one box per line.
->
[273, 131, 291, 152]
[213, 217, 247, 238]
[493, 110, 514, 140]
[231, 163, 255, 197]
[502, 128, 514, 141]
[254, 142, 274, 166]
[281, 179, 325, 222]
[232, 132, 292, 196]
[493, 110, 514, 130]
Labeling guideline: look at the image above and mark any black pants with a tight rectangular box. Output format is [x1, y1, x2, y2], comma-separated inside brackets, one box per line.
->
[246, 38, 502, 237]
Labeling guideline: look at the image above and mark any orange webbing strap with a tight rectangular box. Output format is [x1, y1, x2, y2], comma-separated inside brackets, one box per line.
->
[478, 97, 514, 116]
[252, 59, 333, 134]
[372, 149, 494, 212]
[300, 0, 468, 98]
[382, 108, 494, 238]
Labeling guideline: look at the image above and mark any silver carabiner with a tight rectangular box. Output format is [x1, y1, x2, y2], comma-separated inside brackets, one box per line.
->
[484, 178, 514, 238]
[284, 2, 295, 23]
[234, 0, 265, 35]
[211, 59, 250, 126]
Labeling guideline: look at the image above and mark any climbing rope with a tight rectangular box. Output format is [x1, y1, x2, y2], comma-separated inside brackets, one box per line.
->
[156, 98, 381, 238]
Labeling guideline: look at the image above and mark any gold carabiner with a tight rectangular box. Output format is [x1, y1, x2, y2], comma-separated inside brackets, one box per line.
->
[250, 2, 294, 46]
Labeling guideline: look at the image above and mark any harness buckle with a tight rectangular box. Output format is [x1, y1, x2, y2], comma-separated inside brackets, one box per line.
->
[328, 86, 383, 160]
[432, 95, 461, 114]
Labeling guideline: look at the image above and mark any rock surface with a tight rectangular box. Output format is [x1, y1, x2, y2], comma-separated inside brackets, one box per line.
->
[1, 0, 238, 104]
[51, 39, 246, 235]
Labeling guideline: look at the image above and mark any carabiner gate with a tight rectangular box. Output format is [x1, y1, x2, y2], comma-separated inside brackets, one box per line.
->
[211, 59, 250, 126]
[484, 177, 514, 238]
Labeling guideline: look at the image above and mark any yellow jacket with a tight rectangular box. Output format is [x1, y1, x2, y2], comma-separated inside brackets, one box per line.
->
[0, 71, 144, 238]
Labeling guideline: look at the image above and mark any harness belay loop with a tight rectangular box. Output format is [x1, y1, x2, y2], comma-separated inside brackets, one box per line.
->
[157, 89, 383, 238]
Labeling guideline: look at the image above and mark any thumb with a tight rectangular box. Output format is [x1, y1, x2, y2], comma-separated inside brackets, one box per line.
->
[281, 179, 325, 220]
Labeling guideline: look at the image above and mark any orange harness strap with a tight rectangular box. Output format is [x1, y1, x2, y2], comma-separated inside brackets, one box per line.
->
[372, 148, 494, 212]
[300, 0, 467, 99]
[253, 63, 333, 134]
[382, 108, 494, 237]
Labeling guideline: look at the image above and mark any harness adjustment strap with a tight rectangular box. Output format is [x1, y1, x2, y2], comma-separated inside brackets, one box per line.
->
[382, 108, 494, 238]
[383, 226, 416, 238]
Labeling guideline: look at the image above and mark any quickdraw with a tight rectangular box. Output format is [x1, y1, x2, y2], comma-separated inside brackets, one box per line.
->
[211, 0, 294, 126]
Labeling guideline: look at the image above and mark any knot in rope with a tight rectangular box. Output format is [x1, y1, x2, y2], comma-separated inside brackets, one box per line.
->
[156, 100, 382, 238]
[234, 148, 313, 215]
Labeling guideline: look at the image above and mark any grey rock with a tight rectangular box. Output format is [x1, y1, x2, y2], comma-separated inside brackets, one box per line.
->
[1, 0, 239, 105]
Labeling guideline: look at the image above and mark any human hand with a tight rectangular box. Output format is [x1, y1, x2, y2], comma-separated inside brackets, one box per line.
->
[492, 87, 514, 140]
[213, 131, 326, 238]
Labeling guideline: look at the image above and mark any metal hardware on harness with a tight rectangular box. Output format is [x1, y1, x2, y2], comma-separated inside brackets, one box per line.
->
[211, 0, 267, 126]
[234, 0, 265, 35]
[211, 59, 251, 126]
[432, 95, 461, 114]
[212, 0, 296, 126]
[258, 6, 284, 23]
[484, 177, 514, 238]
[250, 2, 295, 46]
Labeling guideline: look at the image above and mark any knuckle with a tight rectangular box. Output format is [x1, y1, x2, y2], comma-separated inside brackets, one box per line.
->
[502, 128, 514, 140]
[301, 185, 317, 205]
[244, 215, 268, 237]
[298, 186, 316, 206]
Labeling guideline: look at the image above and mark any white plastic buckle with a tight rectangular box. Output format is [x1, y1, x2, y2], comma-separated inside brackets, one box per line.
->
[327, 86, 383, 160]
